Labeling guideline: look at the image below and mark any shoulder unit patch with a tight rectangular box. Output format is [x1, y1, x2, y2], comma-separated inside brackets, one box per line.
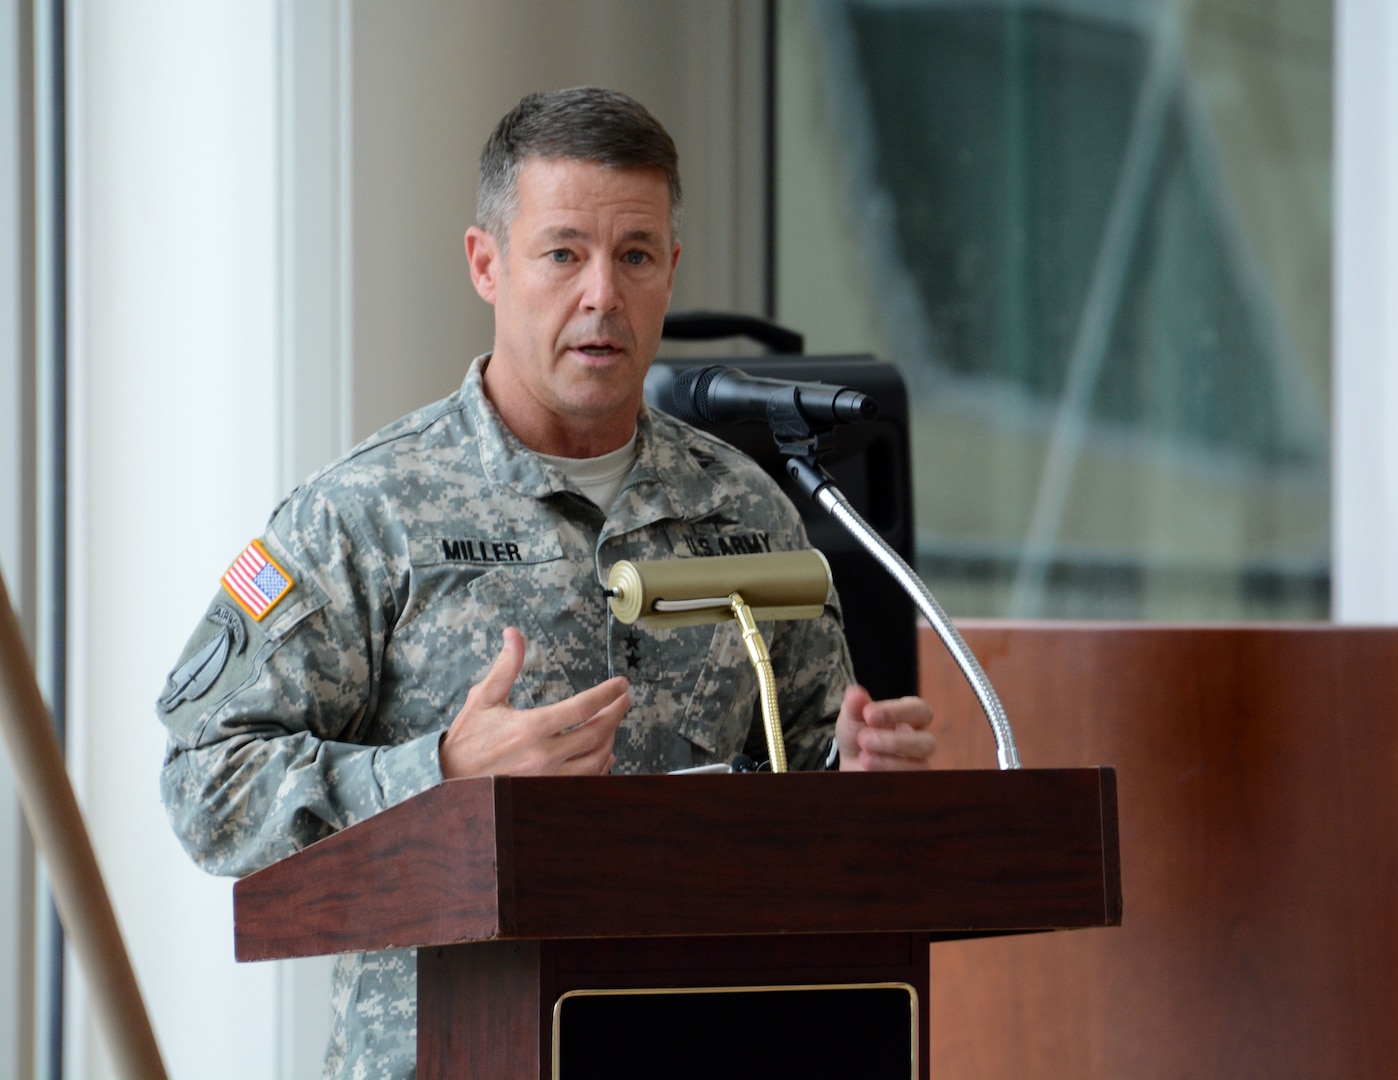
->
[157, 604, 248, 712]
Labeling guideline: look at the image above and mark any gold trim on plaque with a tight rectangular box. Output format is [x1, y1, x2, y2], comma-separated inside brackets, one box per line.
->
[550, 981, 919, 1079]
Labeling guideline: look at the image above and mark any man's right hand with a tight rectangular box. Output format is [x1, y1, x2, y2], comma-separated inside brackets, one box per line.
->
[439, 626, 629, 779]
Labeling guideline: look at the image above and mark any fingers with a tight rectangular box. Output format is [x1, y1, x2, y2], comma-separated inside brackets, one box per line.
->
[552, 678, 630, 773]
[443, 626, 630, 779]
[553, 675, 631, 734]
[441, 628, 533, 779]
[853, 723, 937, 769]
[839, 684, 873, 725]
[470, 626, 527, 709]
[859, 695, 934, 731]
[837, 686, 936, 771]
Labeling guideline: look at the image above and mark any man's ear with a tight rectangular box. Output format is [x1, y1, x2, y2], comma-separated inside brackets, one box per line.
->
[662, 241, 681, 307]
[667, 242, 681, 293]
[465, 226, 500, 305]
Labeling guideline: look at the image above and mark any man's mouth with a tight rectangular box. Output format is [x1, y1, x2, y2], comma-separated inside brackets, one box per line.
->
[575, 342, 621, 357]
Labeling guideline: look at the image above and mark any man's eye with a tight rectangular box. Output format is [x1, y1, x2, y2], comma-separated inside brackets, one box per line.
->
[548, 250, 574, 263]
[623, 250, 650, 266]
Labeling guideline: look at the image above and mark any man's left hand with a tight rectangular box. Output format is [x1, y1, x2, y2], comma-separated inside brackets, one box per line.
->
[835, 685, 935, 771]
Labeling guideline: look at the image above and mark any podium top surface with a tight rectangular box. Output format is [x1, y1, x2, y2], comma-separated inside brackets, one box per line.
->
[233, 768, 1119, 962]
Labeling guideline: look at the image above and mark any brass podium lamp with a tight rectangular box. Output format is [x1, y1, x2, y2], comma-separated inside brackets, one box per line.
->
[606, 550, 833, 773]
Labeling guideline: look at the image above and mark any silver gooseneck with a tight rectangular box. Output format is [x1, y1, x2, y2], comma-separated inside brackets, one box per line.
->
[791, 458, 1022, 770]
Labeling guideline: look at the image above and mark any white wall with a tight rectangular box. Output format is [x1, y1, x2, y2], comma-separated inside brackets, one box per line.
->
[65, 2, 281, 1077]
[1334, 0, 1398, 621]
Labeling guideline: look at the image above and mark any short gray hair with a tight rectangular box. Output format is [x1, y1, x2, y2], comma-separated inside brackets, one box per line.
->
[476, 87, 682, 246]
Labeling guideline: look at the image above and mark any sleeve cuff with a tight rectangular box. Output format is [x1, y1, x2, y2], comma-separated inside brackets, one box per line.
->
[372, 729, 447, 809]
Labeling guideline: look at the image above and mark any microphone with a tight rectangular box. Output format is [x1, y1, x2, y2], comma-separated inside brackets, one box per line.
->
[669, 365, 877, 427]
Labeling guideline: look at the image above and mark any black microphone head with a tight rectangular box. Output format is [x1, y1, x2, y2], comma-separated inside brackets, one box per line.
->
[835, 388, 879, 422]
[669, 365, 728, 425]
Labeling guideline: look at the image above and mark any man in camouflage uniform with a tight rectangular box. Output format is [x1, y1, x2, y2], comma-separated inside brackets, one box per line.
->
[158, 88, 936, 1080]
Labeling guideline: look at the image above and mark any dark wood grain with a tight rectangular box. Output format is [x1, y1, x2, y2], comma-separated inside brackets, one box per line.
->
[233, 776, 504, 960]
[547, 932, 918, 983]
[418, 940, 544, 1080]
[234, 768, 1119, 961]
[920, 622, 1398, 1080]
[502, 769, 1116, 938]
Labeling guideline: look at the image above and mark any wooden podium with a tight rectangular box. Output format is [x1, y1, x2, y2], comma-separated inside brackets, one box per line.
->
[234, 769, 1120, 1078]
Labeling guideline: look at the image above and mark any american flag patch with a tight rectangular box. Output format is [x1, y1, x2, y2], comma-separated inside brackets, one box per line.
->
[221, 540, 295, 621]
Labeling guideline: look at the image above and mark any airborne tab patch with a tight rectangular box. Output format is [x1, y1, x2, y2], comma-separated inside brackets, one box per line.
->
[157, 604, 248, 712]
[221, 539, 295, 621]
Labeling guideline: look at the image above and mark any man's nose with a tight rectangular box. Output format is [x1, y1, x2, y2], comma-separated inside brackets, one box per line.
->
[581, 258, 622, 312]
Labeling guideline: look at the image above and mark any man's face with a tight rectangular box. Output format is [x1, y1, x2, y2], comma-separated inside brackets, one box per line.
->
[466, 156, 680, 456]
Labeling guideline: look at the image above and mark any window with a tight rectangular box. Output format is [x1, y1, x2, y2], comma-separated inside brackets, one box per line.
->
[775, 0, 1331, 618]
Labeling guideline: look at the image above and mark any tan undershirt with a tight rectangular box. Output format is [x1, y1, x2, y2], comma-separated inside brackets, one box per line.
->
[536, 432, 639, 511]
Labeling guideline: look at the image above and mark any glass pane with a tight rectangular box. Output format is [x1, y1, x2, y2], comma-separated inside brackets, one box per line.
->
[775, 0, 1331, 619]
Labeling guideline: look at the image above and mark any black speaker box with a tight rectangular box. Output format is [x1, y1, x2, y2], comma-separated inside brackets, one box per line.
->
[644, 353, 918, 703]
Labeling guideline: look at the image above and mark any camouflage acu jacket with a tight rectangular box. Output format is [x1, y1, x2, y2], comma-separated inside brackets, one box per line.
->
[157, 356, 853, 1079]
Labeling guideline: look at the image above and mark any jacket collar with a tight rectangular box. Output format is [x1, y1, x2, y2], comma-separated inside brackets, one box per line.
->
[462, 355, 730, 529]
